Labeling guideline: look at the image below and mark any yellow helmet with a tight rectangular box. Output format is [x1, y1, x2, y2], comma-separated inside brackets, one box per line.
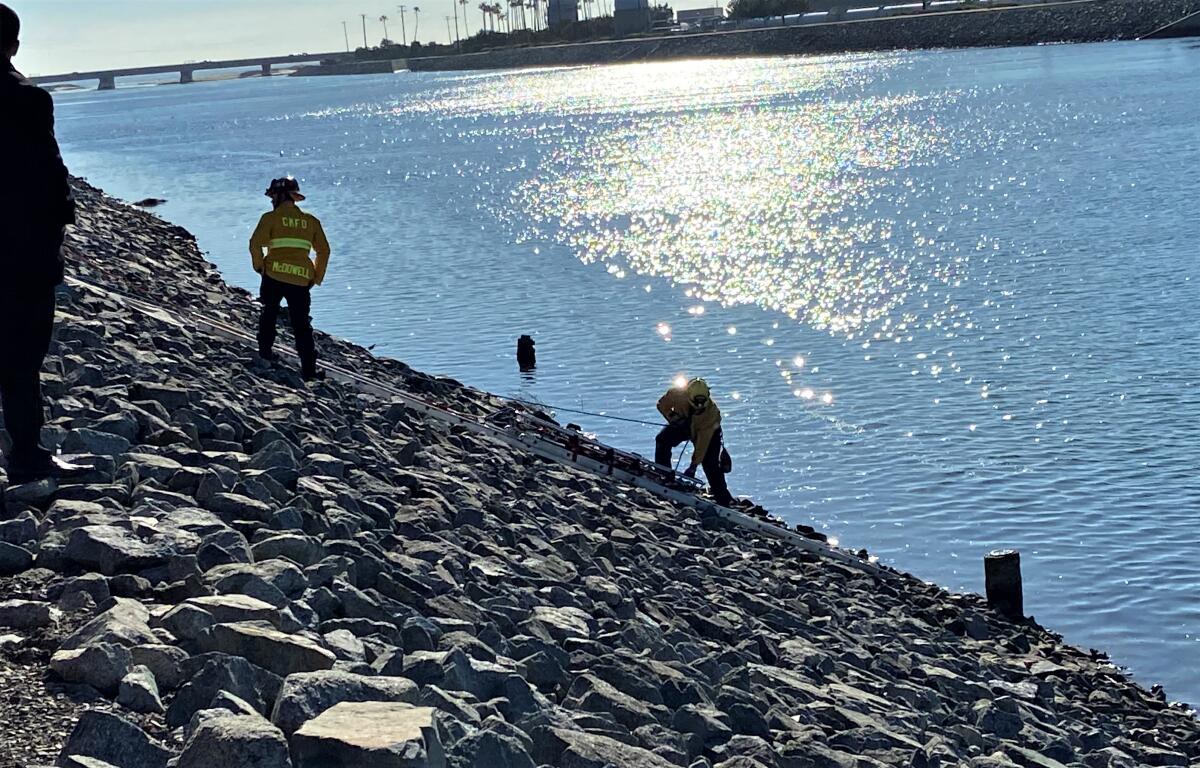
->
[686, 378, 711, 407]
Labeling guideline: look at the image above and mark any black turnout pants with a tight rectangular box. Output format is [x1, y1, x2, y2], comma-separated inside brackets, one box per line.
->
[655, 419, 732, 505]
[257, 276, 317, 375]
[0, 285, 56, 462]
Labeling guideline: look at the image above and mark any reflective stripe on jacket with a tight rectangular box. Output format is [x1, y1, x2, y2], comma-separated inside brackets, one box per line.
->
[249, 202, 331, 287]
[657, 387, 722, 462]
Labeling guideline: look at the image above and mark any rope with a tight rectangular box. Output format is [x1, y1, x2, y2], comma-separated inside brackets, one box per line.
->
[675, 440, 690, 472]
[502, 397, 663, 427]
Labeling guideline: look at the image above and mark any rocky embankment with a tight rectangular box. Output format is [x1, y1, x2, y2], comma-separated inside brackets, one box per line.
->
[2, 180, 1199, 768]
[407, 0, 1200, 72]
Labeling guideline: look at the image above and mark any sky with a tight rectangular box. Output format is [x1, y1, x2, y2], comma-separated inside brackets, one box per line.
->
[10, 0, 723, 76]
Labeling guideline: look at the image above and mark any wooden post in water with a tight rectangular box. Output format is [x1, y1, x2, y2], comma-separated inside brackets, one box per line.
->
[985, 549, 1023, 620]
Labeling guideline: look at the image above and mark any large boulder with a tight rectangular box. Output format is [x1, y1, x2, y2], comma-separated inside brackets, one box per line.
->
[166, 654, 282, 728]
[0, 541, 35, 575]
[59, 598, 156, 651]
[130, 644, 189, 690]
[118, 665, 165, 714]
[197, 622, 335, 678]
[0, 598, 55, 630]
[176, 711, 292, 768]
[50, 643, 132, 695]
[271, 670, 420, 736]
[290, 702, 445, 768]
[57, 709, 170, 768]
[534, 728, 676, 768]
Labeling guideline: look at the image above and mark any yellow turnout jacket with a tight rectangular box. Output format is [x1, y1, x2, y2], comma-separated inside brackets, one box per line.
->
[657, 387, 722, 462]
[250, 202, 331, 287]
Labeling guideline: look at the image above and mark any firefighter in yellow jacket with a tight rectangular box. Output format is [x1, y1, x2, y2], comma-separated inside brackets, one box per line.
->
[656, 378, 733, 505]
[250, 177, 330, 381]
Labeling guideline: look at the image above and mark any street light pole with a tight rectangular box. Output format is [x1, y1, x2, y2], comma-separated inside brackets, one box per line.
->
[342, 20, 350, 51]
[397, 5, 408, 46]
[360, 14, 369, 48]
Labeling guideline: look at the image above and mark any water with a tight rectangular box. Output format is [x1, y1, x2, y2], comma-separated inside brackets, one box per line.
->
[52, 40, 1200, 703]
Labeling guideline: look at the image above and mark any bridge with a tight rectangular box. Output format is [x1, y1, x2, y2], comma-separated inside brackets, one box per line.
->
[31, 52, 346, 90]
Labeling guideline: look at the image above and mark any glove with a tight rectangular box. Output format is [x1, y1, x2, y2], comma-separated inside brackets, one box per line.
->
[683, 465, 697, 478]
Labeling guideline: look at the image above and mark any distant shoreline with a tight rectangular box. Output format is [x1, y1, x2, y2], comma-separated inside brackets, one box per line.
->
[404, 0, 1200, 72]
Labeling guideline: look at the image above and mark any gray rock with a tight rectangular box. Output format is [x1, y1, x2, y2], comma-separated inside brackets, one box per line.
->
[206, 559, 308, 598]
[197, 621, 336, 677]
[130, 644, 189, 690]
[400, 615, 442, 652]
[251, 440, 302, 472]
[203, 492, 274, 523]
[177, 711, 292, 768]
[57, 709, 170, 768]
[0, 511, 38, 545]
[0, 598, 54, 630]
[271, 669, 420, 736]
[535, 728, 676, 768]
[372, 647, 406, 676]
[160, 603, 216, 642]
[251, 533, 325, 566]
[59, 573, 111, 608]
[566, 674, 669, 731]
[185, 593, 284, 627]
[63, 524, 171, 575]
[118, 453, 184, 484]
[60, 598, 156, 651]
[673, 705, 733, 750]
[62, 429, 133, 457]
[0, 541, 35, 575]
[129, 382, 192, 411]
[290, 702, 445, 768]
[324, 629, 367, 662]
[522, 605, 593, 642]
[167, 653, 282, 728]
[452, 727, 536, 768]
[117, 665, 165, 714]
[975, 700, 1023, 740]
[59, 756, 122, 768]
[50, 642, 132, 695]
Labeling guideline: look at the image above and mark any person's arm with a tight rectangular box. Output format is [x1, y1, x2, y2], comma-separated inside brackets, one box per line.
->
[29, 87, 75, 231]
[656, 392, 675, 422]
[658, 392, 687, 422]
[249, 214, 271, 274]
[311, 219, 331, 286]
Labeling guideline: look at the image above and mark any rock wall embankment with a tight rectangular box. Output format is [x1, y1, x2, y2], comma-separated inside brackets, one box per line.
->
[2, 180, 1199, 767]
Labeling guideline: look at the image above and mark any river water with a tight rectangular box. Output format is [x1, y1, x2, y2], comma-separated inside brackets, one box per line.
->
[52, 39, 1200, 703]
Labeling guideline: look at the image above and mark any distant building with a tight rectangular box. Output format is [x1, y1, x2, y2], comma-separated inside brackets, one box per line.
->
[614, 0, 652, 34]
[676, 6, 725, 25]
[548, 0, 580, 25]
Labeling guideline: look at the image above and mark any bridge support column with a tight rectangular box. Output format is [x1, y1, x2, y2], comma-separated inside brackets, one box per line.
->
[98, 74, 116, 90]
[261, 63, 272, 76]
[180, 68, 194, 84]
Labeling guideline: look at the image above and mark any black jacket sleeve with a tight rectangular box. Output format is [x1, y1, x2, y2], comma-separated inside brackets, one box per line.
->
[0, 68, 76, 286]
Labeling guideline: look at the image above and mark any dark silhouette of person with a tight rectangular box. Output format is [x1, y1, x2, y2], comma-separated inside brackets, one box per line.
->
[516, 334, 536, 371]
[0, 4, 81, 482]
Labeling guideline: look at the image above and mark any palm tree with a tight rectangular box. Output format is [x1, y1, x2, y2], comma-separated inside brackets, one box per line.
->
[412, 6, 421, 40]
[479, 2, 489, 31]
[461, 0, 472, 34]
[379, 14, 390, 42]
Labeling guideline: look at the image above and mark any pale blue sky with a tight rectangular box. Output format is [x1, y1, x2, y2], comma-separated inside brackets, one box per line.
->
[10, 0, 721, 76]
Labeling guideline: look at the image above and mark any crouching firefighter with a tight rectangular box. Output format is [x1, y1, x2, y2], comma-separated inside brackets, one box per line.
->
[250, 177, 330, 381]
[655, 378, 733, 506]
